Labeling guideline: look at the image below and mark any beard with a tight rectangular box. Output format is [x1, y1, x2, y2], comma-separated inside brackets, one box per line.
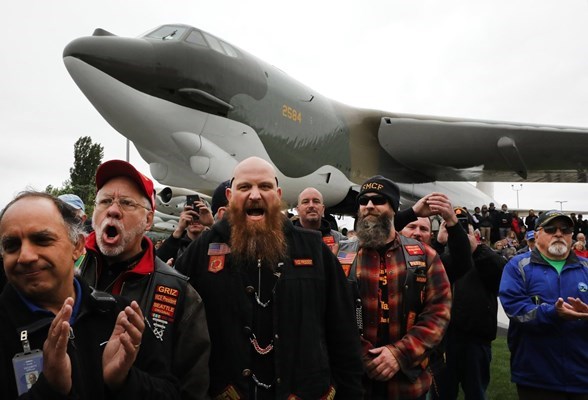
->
[357, 211, 393, 249]
[94, 217, 147, 258]
[227, 198, 286, 269]
[547, 240, 569, 257]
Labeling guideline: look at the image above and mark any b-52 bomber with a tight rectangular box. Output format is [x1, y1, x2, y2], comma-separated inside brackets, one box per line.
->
[63, 24, 588, 214]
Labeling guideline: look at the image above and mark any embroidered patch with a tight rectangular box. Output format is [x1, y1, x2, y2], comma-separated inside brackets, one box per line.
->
[404, 244, 424, 255]
[416, 276, 427, 283]
[409, 260, 426, 267]
[213, 384, 243, 400]
[151, 301, 176, 319]
[208, 242, 231, 255]
[579, 282, 588, 292]
[337, 251, 356, 265]
[208, 255, 225, 273]
[149, 285, 180, 340]
[322, 236, 335, 245]
[341, 264, 351, 277]
[293, 259, 313, 266]
[156, 285, 179, 297]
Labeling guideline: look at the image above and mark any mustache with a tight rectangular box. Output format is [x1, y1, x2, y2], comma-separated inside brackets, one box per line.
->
[98, 218, 124, 232]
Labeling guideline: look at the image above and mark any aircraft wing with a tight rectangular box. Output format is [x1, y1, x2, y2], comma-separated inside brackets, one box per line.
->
[377, 114, 588, 183]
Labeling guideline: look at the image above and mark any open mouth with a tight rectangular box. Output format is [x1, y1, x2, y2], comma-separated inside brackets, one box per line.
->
[102, 224, 121, 244]
[246, 208, 265, 217]
[106, 225, 118, 238]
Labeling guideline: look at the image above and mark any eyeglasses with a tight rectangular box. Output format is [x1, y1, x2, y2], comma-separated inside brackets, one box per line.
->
[358, 194, 388, 206]
[538, 225, 573, 235]
[95, 197, 151, 212]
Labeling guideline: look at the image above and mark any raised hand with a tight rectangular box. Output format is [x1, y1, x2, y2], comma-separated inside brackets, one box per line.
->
[103, 301, 145, 390]
[43, 297, 74, 394]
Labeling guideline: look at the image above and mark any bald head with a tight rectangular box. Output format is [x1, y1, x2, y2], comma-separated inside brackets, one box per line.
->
[227, 157, 282, 220]
[230, 157, 278, 191]
[296, 187, 325, 229]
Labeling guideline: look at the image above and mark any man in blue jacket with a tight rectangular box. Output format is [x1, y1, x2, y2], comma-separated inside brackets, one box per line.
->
[499, 209, 588, 399]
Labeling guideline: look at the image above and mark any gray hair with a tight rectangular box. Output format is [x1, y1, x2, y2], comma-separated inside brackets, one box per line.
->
[0, 191, 84, 252]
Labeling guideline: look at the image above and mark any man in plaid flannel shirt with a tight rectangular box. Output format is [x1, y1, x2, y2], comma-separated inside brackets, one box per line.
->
[346, 176, 451, 399]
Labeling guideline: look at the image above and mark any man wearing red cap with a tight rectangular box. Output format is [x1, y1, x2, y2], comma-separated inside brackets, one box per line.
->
[79, 160, 210, 400]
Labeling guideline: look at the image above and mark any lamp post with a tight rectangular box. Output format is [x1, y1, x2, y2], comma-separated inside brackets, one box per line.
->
[555, 200, 568, 211]
[511, 184, 523, 209]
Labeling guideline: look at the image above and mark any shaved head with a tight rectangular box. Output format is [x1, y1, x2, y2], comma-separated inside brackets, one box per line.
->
[227, 157, 285, 268]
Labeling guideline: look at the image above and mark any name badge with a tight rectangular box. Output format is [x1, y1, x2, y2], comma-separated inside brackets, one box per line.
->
[13, 350, 43, 395]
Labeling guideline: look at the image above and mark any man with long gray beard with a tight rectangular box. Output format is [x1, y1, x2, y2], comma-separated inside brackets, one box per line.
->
[499, 210, 588, 399]
[78, 160, 211, 400]
[337, 176, 451, 400]
[175, 156, 364, 399]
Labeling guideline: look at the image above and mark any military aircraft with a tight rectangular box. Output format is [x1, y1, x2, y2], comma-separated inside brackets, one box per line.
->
[63, 24, 588, 214]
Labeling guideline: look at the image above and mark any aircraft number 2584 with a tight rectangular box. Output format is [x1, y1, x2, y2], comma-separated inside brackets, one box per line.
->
[282, 105, 302, 123]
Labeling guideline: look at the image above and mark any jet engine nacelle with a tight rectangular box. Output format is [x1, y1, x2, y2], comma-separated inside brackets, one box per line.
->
[158, 186, 200, 204]
[156, 186, 212, 218]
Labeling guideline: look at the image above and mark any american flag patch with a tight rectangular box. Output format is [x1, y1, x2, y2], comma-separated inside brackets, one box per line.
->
[208, 243, 231, 255]
[337, 251, 356, 265]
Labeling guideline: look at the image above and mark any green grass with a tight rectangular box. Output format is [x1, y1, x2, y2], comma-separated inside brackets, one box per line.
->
[456, 332, 517, 400]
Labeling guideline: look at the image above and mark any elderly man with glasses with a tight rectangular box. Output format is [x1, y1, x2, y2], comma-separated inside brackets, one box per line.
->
[78, 160, 211, 400]
[499, 210, 588, 400]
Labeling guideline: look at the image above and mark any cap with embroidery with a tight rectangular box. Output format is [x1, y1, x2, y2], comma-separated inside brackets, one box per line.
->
[95, 160, 155, 210]
[536, 210, 573, 229]
[357, 175, 400, 212]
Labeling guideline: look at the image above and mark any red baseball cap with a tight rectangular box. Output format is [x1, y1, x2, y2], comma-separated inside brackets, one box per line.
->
[95, 160, 155, 210]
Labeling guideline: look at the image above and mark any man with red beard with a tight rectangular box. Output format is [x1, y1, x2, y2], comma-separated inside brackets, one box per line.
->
[499, 210, 588, 399]
[337, 176, 451, 400]
[78, 160, 211, 400]
[175, 157, 364, 399]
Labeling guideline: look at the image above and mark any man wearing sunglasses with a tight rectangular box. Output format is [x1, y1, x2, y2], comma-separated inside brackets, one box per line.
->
[499, 210, 588, 400]
[339, 176, 451, 400]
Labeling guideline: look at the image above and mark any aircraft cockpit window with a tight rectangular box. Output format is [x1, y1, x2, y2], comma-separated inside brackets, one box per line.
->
[186, 30, 207, 47]
[144, 26, 188, 41]
[203, 33, 225, 54]
[200, 33, 238, 58]
[220, 41, 238, 57]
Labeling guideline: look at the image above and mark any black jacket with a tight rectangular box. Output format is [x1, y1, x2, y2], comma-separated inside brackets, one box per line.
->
[80, 236, 211, 400]
[0, 278, 179, 400]
[156, 232, 193, 266]
[175, 217, 364, 399]
[450, 244, 506, 342]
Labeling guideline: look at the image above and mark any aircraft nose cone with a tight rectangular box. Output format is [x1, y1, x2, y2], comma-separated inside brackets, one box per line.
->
[63, 34, 155, 89]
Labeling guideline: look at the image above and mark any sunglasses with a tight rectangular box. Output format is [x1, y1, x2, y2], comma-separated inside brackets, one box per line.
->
[358, 194, 388, 206]
[539, 225, 573, 235]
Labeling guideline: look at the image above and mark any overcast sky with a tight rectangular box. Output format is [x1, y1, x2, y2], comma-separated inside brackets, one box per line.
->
[2, 0, 587, 212]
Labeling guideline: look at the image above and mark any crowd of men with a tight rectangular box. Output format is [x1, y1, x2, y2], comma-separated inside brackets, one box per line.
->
[0, 157, 586, 400]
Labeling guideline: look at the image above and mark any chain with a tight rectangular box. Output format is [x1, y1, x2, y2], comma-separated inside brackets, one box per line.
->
[249, 333, 274, 355]
[251, 373, 272, 390]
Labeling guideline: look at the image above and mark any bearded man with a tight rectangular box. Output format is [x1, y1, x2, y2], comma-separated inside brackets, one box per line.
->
[78, 160, 210, 400]
[175, 156, 364, 399]
[499, 210, 588, 399]
[337, 176, 451, 400]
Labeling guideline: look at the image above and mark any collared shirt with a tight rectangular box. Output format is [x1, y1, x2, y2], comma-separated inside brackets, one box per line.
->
[356, 236, 451, 399]
[17, 277, 82, 323]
